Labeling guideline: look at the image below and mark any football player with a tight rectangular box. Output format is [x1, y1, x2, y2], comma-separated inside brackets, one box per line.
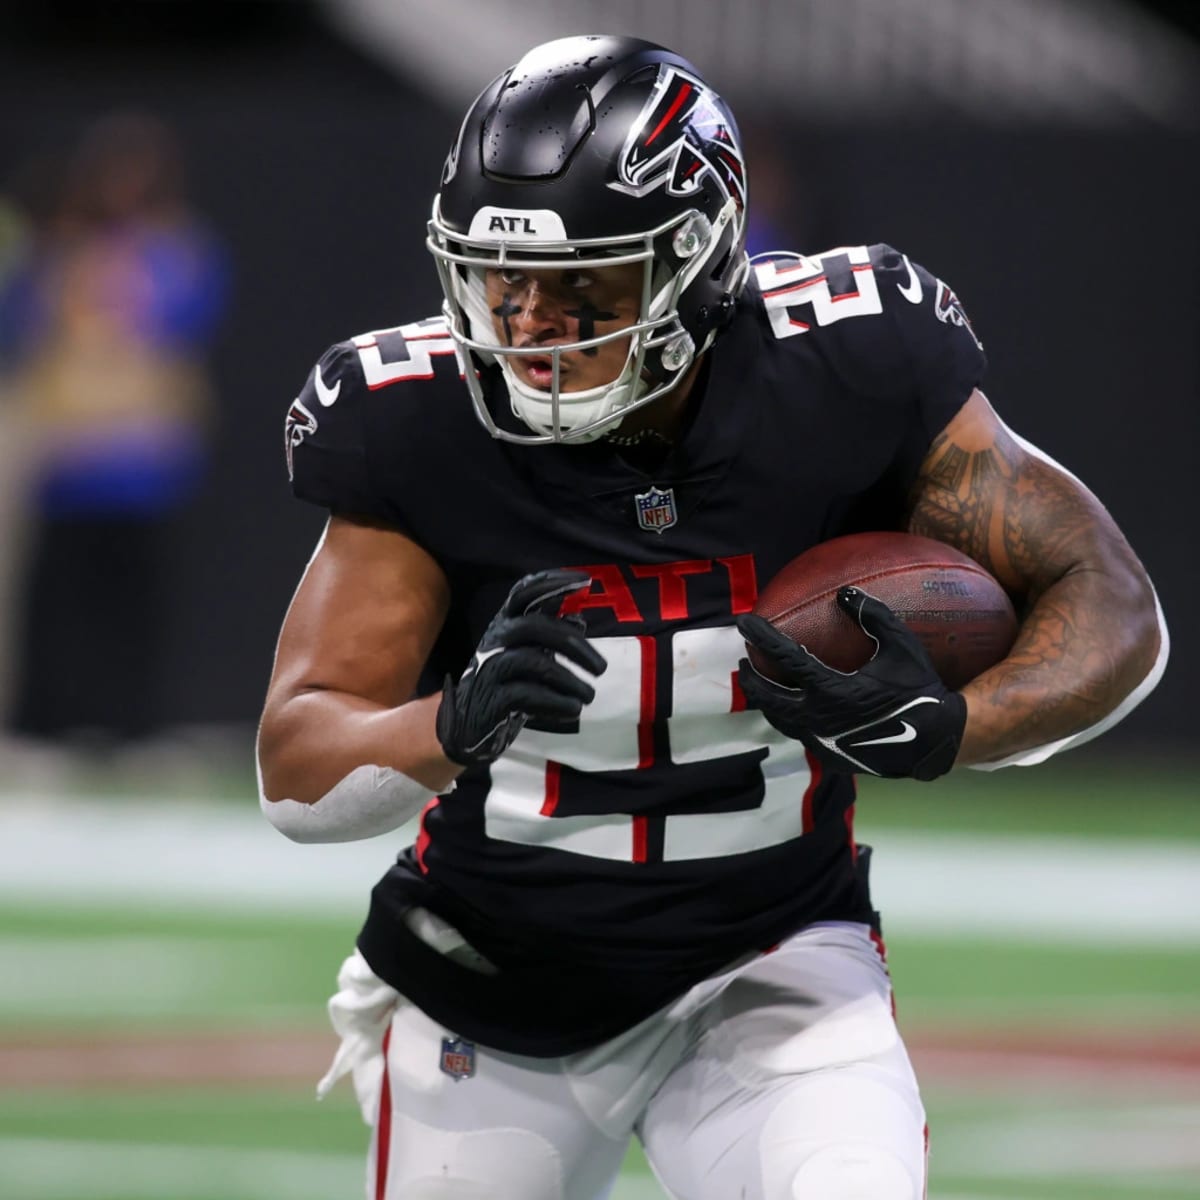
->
[258, 35, 1167, 1200]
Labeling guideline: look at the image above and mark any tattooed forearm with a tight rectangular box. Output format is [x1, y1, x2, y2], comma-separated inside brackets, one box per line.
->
[908, 392, 1160, 766]
[910, 422, 1096, 600]
[954, 574, 1137, 765]
[911, 435, 1016, 570]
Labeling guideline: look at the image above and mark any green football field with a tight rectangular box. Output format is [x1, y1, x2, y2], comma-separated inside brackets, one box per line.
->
[1, 752, 1197, 1199]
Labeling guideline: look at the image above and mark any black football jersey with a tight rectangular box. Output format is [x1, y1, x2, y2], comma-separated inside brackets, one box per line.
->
[286, 243, 986, 1055]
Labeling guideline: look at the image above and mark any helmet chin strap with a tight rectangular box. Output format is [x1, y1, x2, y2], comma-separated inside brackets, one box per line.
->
[462, 283, 640, 441]
[499, 356, 640, 442]
[448, 229, 711, 443]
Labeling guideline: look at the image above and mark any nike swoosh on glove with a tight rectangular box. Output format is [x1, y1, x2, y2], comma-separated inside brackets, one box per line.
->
[436, 569, 607, 768]
[736, 586, 967, 780]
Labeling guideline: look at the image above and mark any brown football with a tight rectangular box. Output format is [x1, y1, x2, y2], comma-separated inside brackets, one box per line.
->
[749, 531, 1018, 689]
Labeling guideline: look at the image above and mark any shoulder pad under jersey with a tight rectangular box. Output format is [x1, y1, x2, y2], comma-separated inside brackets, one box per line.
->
[750, 242, 986, 430]
[285, 316, 465, 518]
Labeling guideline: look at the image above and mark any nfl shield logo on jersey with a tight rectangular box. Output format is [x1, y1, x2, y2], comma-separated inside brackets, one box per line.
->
[635, 485, 677, 534]
[440, 1036, 477, 1081]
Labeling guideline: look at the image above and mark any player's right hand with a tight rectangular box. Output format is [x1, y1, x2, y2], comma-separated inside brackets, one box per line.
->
[737, 587, 966, 780]
[435, 569, 607, 768]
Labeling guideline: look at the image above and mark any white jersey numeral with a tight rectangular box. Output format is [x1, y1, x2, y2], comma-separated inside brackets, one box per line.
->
[756, 245, 882, 339]
[484, 626, 816, 863]
[352, 320, 464, 388]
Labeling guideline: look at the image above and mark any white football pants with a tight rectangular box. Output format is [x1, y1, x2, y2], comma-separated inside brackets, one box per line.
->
[321, 921, 926, 1200]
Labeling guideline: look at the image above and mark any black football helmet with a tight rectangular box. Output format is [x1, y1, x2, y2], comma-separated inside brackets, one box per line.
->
[427, 35, 749, 443]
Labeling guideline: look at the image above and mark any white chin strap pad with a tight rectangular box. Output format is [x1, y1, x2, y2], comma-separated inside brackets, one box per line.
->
[259, 764, 440, 843]
[503, 359, 635, 440]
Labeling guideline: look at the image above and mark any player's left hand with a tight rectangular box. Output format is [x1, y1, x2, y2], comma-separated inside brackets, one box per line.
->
[737, 586, 967, 780]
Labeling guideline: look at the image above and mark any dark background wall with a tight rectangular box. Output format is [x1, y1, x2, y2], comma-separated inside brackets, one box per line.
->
[2, 4, 1195, 751]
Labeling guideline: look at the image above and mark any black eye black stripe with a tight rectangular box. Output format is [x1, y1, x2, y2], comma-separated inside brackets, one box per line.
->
[565, 301, 618, 356]
[491, 294, 522, 345]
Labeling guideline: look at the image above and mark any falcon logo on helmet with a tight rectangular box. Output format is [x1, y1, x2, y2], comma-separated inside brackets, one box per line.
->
[612, 67, 746, 211]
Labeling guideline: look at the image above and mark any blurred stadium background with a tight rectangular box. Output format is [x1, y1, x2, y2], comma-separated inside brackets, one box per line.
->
[0, 2, 1197, 1197]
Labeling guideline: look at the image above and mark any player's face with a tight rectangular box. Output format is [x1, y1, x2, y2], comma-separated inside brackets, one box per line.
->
[484, 263, 643, 392]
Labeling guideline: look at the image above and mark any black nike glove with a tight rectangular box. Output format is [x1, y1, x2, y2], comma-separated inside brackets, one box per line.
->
[436, 569, 607, 768]
[737, 586, 967, 780]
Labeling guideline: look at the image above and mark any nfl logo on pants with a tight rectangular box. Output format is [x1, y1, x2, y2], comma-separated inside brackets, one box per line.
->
[440, 1036, 476, 1081]
[635, 485, 677, 534]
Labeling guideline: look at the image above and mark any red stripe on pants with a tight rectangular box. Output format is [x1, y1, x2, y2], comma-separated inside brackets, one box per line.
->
[923, 1121, 930, 1199]
[375, 1025, 393, 1200]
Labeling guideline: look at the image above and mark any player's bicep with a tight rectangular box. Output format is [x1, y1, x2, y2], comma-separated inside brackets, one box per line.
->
[266, 514, 450, 711]
[905, 388, 1118, 605]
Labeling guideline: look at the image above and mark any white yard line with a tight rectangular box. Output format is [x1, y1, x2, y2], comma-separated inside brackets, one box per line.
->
[934, 1103, 1200, 1184]
[0, 1138, 363, 1200]
[0, 798, 1198, 945]
[0, 935, 250, 1015]
[0, 1137, 670, 1200]
[868, 831, 1200, 945]
[0, 1135, 1089, 1200]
